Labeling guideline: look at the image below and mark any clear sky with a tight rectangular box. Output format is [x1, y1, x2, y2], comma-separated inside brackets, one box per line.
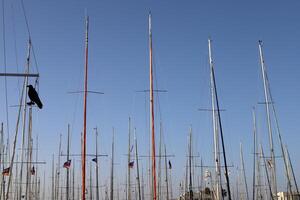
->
[1, 0, 300, 198]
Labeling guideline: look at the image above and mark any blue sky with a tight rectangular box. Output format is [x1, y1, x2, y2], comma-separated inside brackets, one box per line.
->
[1, 0, 300, 197]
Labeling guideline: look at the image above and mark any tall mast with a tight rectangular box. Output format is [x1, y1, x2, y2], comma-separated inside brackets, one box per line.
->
[148, 12, 157, 200]
[164, 145, 169, 200]
[52, 154, 55, 200]
[43, 171, 45, 200]
[25, 107, 33, 200]
[208, 38, 232, 200]
[134, 129, 141, 200]
[252, 108, 257, 200]
[240, 143, 249, 200]
[66, 124, 70, 200]
[258, 41, 277, 196]
[72, 162, 75, 200]
[17, 39, 31, 200]
[56, 134, 62, 200]
[82, 15, 89, 200]
[200, 158, 203, 200]
[94, 127, 100, 200]
[260, 145, 274, 200]
[110, 128, 115, 200]
[158, 123, 162, 200]
[35, 135, 39, 199]
[90, 164, 93, 200]
[188, 127, 193, 200]
[0, 123, 3, 199]
[127, 118, 131, 200]
[141, 167, 145, 200]
[285, 146, 299, 195]
[208, 38, 221, 200]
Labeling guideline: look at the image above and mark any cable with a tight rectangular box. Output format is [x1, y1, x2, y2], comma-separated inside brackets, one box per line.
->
[2, 0, 10, 142]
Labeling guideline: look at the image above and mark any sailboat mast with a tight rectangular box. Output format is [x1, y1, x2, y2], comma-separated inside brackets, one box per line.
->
[260, 145, 274, 200]
[134, 129, 142, 200]
[82, 15, 89, 200]
[164, 145, 169, 200]
[52, 154, 54, 200]
[148, 12, 157, 200]
[158, 123, 162, 200]
[188, 127, 193, 200]
[208, 38, 232, 200]
[240, 143, 249, 200]
[110, 128, 115, 200]
[127, 118, 131, 200]
[285, 145, 299, 194]
[17, 39, 31, 200]
[66, 124, 70, 200]
[208, 38, 221, 200]
[95, 127, 100, 200]
[90, 164, 93, 200]
[258, 41, 277, 197]
[252, 108, 256, 200]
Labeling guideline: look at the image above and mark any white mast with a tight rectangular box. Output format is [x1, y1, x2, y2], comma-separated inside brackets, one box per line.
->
[240, 143, 249, 200]
[258, 41, 277, 196]
[208, 38, 221, 200]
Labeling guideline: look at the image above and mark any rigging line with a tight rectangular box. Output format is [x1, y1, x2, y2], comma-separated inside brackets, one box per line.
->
[2, 0, 10, 139]
[10, 2, 21, 93]
[152, 52, 163, 122]
[20, 0, 39, 74]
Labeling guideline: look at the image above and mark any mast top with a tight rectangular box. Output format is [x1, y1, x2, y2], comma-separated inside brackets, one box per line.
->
[148, 12, 152, 36]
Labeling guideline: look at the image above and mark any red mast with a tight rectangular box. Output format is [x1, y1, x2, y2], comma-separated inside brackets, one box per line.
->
[82, 16, 89, 200]
[149, 12, 157, 200]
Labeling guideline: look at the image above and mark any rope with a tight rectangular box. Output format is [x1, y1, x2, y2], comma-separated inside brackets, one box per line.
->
[20, 0, 39, 75]
[2, 0, 10, 144]
[10, 2, 21, 93]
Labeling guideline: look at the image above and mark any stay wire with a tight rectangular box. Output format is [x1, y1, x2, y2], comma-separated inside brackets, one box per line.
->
[20, 0, 39, 77]
[2, 0, 10, 141]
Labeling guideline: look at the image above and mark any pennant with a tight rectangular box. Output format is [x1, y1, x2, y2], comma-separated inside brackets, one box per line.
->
[63, 160, 71, 169]
[168, 160, 172, 169]
[2, 167, 10, 176]
[31, 166, 35, 175]
[92, 157, 97, 163]
[128, 161, 134, 168]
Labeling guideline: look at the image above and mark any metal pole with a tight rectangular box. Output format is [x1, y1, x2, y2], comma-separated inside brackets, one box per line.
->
[95, 128, 100, 200]
[82, 15, 89, 200]
[258, 41, 277, 197]
[134, 129, 141, 200]
[208, 38, 232, 200]
[110, 128, 115, 200]
[148, 12, 157, 200]
[164, 145, 169, 200]
[240, 143, 249, 200]
[252, 108, 257, 200]
[128, 118, 131, 200]
[66, 124, 70, 200]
